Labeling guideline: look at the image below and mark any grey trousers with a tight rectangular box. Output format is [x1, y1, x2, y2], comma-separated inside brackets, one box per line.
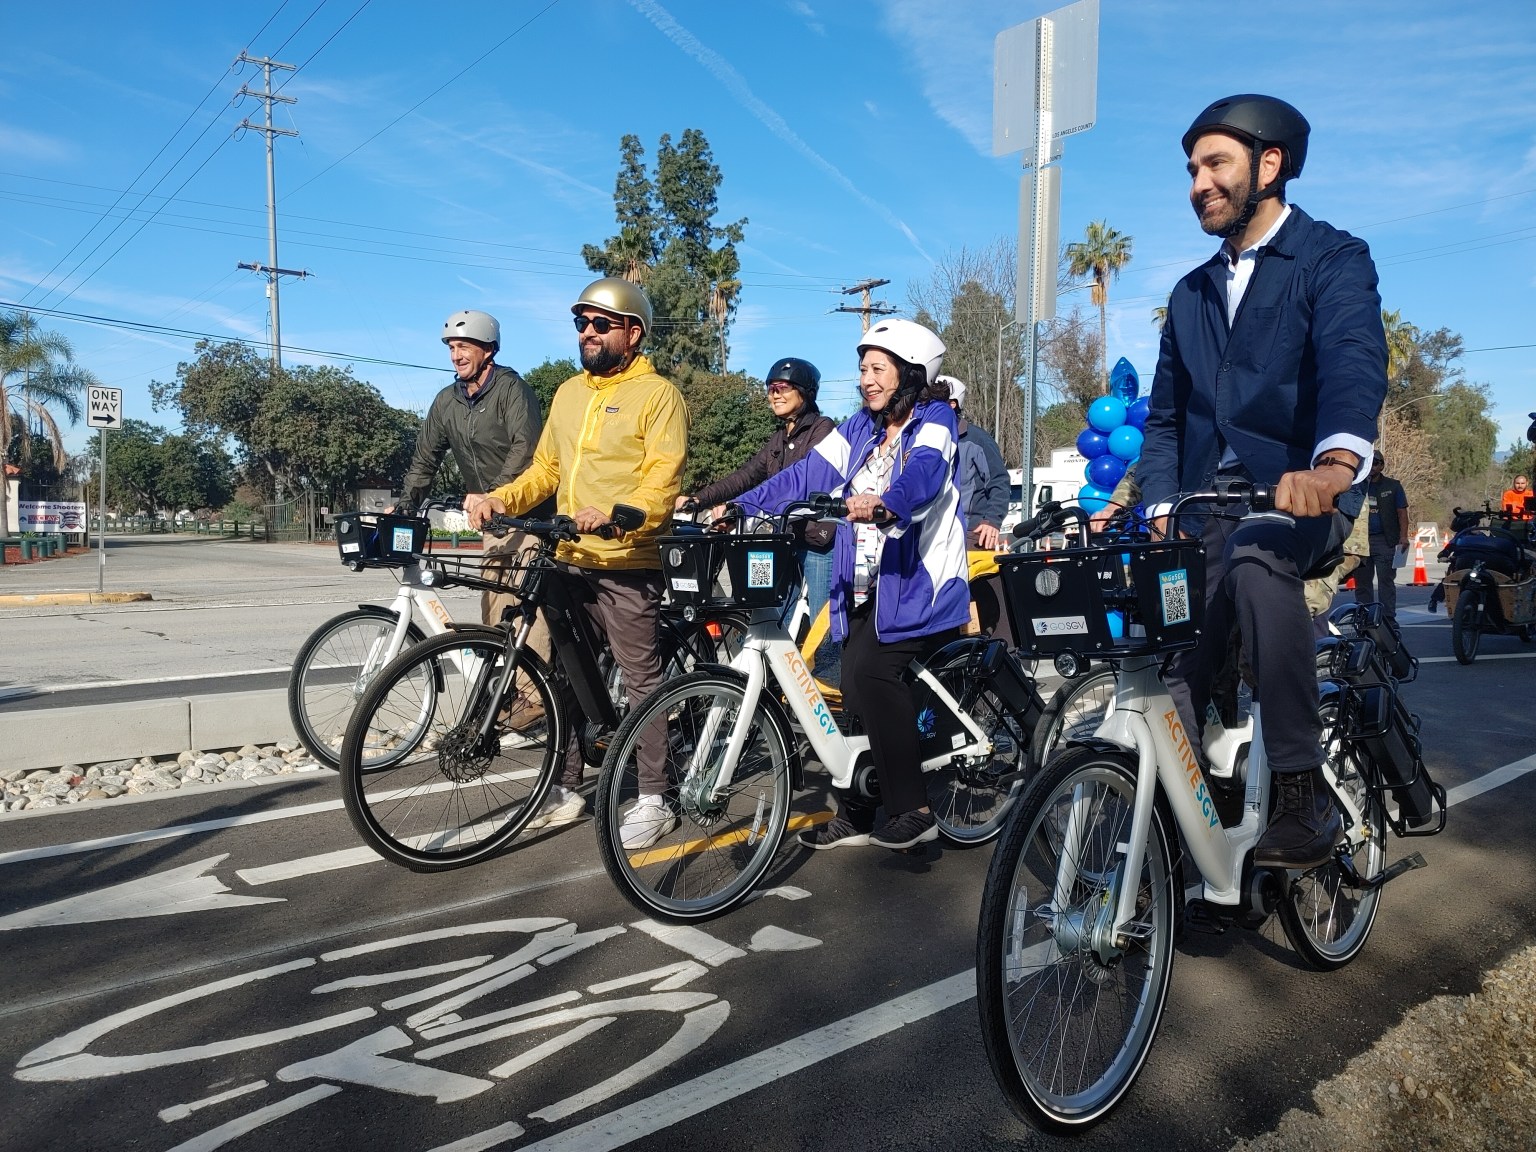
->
[1352, 538, 1399, 620]
[557, 565, 666, 794]
[481, 529, 551, 659]
[1166, 506, 1348, 776]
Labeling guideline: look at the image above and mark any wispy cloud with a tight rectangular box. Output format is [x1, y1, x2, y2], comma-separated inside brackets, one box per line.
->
[627, 0, 932, 262]
[457, 275, 486, 294]
[788, 1, 825, 36]
[0, 123, 76, 164]
[875, 0, 1000, 156]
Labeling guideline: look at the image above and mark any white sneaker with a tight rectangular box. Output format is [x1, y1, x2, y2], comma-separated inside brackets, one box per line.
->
[526, 786, 586, 830]
[620, 795, 678, 850]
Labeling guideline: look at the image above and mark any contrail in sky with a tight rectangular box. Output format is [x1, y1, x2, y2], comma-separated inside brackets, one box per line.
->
[627, 0, 932, 264]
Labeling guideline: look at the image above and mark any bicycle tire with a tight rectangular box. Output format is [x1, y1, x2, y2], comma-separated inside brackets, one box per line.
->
[1276, 702, 1386, 969]
[595, 669, 793, 922]
[288, 608, 426, 769]
[926, 658, 1030, 845]
[977, 744, 1177, 1132]
[1031, 666, 1117, 768]
[339, 631, 561, 871]
[1452, 591, 1481, 664]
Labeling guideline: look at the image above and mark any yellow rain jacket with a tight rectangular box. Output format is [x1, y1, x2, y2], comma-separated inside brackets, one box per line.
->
[489, 355, 688, 570]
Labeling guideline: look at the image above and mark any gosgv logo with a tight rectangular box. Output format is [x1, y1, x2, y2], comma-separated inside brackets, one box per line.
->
[782, 650, 837, 736]
[1164, 709, 1220, 829]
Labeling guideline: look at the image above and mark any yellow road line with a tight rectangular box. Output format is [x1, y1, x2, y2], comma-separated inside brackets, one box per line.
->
[626, 809, 833, 868]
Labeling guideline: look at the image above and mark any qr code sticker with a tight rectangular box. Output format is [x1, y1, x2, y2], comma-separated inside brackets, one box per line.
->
[392, 527, 415, 553]
[746, 550, 774, 589]
[1159, 569, 1190, 626]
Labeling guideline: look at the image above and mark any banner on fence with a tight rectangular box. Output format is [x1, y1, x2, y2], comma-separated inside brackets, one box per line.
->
[18, 500, 87, 533]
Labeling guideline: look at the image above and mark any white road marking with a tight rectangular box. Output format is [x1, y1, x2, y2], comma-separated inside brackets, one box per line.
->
[0, 801, 347, 866]
[237, 847, 381, 886]
[162, 1084, 340, 1152]
[0, 855, 283, 931]
[1418, 651, 1536, 664]
[628, 920, 747, 966]
[425, 1121, 526, 1152]
[158, 1080, 269, 1123]
[1445, 754, 1536, 807]
[276, 1024, 493, 1102]
[456, 972, 974, 1152]
[311, 957, 493, 994]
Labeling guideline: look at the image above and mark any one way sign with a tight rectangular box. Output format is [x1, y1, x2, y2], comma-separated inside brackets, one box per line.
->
[86, 386, 122, 429]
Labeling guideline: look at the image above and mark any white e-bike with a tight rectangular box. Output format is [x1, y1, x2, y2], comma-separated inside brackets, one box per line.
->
[975, 484, 1446, 1132]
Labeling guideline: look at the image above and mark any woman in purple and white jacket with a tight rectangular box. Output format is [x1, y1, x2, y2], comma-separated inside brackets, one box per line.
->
[733, 318, 970, 851]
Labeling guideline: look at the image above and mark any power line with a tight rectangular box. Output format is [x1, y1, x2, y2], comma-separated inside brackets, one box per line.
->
[286, 0, 564, 201]
[19, 0, 302, 310]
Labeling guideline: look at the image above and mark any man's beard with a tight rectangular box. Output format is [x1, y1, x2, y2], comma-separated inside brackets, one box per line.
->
[1195, 173, 1250, 237]
[580, 342, 627, 375]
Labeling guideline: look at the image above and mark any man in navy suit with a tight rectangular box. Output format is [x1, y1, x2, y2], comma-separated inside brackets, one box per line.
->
[1139, 95, 1388, 869]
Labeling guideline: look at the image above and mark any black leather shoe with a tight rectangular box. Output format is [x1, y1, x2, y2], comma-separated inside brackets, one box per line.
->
[1253, 768, 1342, 870]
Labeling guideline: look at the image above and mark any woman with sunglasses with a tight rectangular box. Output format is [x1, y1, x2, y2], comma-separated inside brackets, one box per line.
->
[729, 319, 971, 850]
[678, 357, 838, 624]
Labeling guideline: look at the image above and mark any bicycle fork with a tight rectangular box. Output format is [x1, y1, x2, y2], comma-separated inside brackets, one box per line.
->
[677, 649, 769, 816]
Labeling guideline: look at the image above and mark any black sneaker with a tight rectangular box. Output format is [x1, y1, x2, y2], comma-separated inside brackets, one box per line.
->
[798, 815, 871, 850]
[869, 809, 938, 850]
[1253, 768, 1343, 870]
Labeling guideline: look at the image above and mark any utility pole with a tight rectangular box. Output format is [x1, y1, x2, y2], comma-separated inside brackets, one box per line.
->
[236, 52, 306, 372]
[833, 278, 897, 334]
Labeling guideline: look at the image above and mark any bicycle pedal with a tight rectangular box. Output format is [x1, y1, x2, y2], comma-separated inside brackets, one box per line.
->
[1184, 899, 1230, 934]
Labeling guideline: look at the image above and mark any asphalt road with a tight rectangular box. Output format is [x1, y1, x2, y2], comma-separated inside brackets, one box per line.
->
[2, 592, 1534, 1152]
[0, 536, 482, 709]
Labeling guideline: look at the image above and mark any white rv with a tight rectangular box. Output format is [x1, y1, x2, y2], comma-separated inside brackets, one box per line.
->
[1001, 447, 1087, 535]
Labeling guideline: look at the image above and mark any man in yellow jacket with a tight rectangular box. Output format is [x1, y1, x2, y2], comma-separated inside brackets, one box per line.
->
[475, 278, 689, 848]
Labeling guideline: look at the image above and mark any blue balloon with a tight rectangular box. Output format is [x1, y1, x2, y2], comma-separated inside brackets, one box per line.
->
[1109, 357, 1139, 405]
[1076, 484, 1111, 514]
[1127, 397, 1151, 431]
[1089, 454, 1128, 491]
[1108, 425, 1144, 462]
[1076, 427, 1110, 459]
[1087, 396, 1127, 433]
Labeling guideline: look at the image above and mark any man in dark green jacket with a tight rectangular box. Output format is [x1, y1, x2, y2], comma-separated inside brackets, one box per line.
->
[401, 309, 547, 640]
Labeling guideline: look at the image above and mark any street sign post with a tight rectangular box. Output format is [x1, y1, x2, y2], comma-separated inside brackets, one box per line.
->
[994, 0, 1099, 507]
[86, 387, 122, 592]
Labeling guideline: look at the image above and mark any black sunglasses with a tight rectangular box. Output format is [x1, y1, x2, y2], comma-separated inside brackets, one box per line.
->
[573, 315, 625, 334]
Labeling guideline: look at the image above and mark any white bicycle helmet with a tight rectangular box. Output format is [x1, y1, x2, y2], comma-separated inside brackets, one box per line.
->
[936, 374, 966, 407]
[442, 310, 500, 351]
[858, 318, 946, 384]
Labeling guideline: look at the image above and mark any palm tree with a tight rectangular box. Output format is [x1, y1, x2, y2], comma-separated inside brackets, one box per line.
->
[1065, 221, 1133, 395]
[1, 309, 96, 481]
[1151, 304, 1168, 331]
[1378, 308, 1421, 457]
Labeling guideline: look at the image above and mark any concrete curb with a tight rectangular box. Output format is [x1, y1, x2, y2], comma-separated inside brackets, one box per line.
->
[1, 689, 296, 774]
[0, 591, 154, 607]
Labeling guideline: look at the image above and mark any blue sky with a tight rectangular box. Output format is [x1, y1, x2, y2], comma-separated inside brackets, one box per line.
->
[3, 0, 1533, 462]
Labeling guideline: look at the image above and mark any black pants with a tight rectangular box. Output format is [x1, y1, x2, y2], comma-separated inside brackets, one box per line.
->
[839, 598, 956, 818]
[1166, 506, 1348, 777]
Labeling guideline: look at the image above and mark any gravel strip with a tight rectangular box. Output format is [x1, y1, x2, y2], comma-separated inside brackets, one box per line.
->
[1231, 944, 1536, 1152]
[0, 742, 323, 810]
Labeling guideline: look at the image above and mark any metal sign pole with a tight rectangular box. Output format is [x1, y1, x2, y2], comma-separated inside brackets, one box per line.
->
[97, 426, 106, 593]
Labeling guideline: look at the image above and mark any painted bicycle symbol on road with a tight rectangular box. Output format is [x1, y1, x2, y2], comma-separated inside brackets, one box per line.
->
[15, 897, 819, 1151]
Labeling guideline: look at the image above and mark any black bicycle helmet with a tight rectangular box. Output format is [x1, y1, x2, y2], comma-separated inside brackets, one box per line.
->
[1183, 94, 1310, 237]
[765, 357, 821, 405]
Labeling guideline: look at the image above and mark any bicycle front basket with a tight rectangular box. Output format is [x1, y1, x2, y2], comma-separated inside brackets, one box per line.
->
[658, 533, 797, 610]
[334, 512, 429, 567]
[996, 538, 1206, 659]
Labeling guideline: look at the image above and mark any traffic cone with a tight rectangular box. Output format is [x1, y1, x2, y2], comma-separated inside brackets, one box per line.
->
[1344, 575, 1356, 591]
[1412, 542, 1428, 586]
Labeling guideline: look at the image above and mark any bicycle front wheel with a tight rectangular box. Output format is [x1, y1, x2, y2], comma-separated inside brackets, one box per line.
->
[977, 745, 1176, 1132]
[925, 660, 1030, 845]
[339, 631, 561, 871]
[1277, 702, 1386, 969]
[1032, 665, 1117, 768]
[288, 608, 425, 769]
[595, 670, 792, 921]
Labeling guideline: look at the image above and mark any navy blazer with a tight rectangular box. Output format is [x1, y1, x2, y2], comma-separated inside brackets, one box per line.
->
[1139, 205, 1386, 518]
